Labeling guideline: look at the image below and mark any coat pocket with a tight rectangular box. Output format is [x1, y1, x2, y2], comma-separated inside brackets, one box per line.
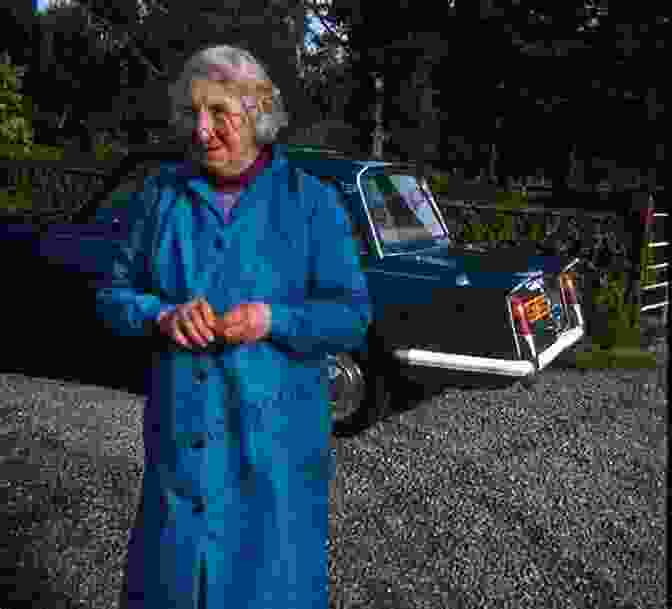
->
[242, 385, 330, 479]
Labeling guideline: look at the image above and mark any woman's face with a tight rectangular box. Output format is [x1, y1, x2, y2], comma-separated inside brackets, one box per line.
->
[187, 78, 262, 177]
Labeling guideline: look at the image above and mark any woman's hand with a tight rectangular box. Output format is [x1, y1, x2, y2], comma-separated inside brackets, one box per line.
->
[157, 298, 217, 350]
[215, 302, 271, 345]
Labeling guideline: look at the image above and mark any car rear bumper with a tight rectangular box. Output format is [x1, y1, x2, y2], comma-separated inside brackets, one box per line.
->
[393, 325, 584, 378]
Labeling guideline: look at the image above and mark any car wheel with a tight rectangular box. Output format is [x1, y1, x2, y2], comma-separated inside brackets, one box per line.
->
[362, 363, 393, 424]
[328, 353, 365, 424]
[329, 352, 393, 436]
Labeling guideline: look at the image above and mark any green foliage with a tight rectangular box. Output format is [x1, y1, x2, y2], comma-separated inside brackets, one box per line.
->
[0, 142, 67, 213]
[588, 239, 661, 351]
[0, 52, 34, 155]
[463, 212, 545, 246]
[575, 345, 657, 369]
[459, 190, 539, 245]
[0, 178, 34, 213]
[428, 172, 451, 195]
[0, 142, 64, 161]
[494, 189, 529, 212]
[593, 271, 626, 311]
[526, 220, 545, 242]
[93, 141, 118, 161]
[489, 211, 515, 242]
[487, 191, 529, 242]
[591, 271, 642, 348]
[640, 240, 657, 286]
[462, 221, 486, 242]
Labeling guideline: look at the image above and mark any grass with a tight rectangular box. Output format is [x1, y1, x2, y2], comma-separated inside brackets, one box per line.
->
[574, 345, 659, 370]
[328, 342, 667, 608]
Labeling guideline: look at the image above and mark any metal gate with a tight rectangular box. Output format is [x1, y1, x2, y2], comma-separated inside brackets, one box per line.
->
[638, 194, 668, 321]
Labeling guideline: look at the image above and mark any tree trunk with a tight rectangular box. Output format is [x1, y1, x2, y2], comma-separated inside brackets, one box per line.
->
[289, 0, 306, 82]
[412, 54, 439, 172]
[489, 141, 498, 184]
[344, 56, 375, 157]
[568, 142, 577, 186]
[371, 74, 384, 159]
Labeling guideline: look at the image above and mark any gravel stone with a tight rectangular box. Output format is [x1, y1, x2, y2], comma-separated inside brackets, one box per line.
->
[0, 327, 667, 608]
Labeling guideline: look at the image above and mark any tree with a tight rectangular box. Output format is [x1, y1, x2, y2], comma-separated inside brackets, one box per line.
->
[0, 1, 37, 70]
[51, 0, 319, 143]
[474, 1, 667, 189]
[0, 52, 34, 154]
[301, 1, 353, 122]
[325, 1, 449, 160]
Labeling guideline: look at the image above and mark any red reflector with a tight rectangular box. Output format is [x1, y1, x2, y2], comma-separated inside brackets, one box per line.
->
[510, 296, 532, 335]
[561, 273, 577, 305]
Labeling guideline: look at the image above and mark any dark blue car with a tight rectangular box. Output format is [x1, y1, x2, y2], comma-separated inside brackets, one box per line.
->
[0, 144, 585, 433]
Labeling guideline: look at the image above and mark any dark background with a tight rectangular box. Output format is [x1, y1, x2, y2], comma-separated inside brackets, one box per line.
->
[1, 1, 667, 192]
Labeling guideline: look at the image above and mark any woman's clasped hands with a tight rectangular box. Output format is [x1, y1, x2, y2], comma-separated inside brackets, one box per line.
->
[158, 297, 271, 350]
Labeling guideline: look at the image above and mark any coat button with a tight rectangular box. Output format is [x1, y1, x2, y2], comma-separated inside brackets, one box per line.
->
[192, 437, 206, 449]
[193, 499, 206, 513]
[195, 369, 208, 382]
[214, 237, 224, 249]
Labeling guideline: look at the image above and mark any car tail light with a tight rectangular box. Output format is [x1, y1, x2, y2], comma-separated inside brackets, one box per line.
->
[560, 273, 577, 304]
[510, 295, 537, 359]
[511, 296, 531, 332]
[560, 272, 583, 325]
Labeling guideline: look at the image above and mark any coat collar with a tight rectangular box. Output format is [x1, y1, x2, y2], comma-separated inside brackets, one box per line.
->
[166, 144, 291, 204]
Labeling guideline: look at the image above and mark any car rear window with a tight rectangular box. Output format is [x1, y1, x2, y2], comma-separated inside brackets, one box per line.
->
[362, 172, 446, 245]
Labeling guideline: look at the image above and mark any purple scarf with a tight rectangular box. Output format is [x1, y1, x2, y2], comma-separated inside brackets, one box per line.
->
[211, 144, 273, 191]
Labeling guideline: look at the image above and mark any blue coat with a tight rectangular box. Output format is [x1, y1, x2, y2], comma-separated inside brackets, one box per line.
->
[95, 145, 372, 609]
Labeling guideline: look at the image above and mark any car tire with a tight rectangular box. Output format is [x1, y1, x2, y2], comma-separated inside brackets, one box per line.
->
[328, 353, 365, 426]
[362, 363, 393, 423]
[330, 351, 393, 436]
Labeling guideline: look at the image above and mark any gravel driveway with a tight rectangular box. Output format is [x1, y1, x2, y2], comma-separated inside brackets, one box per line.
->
[0, 331, 667, 609]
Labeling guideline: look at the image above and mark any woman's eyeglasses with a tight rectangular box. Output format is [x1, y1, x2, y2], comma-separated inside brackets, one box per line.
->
[178, 105, 245, 127]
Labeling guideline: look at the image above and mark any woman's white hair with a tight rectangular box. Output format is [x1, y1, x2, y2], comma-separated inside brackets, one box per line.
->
[167, 45, 289, 144]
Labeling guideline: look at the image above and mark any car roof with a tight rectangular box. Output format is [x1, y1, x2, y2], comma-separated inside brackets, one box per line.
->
[283, 144, 388, 164]
[74, 141, 425, 222]
[282, 144, 424, 182]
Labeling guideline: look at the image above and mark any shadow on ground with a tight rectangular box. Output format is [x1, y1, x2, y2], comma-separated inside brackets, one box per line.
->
[0, 371, 143, 609]
[0, 433, 90, 609]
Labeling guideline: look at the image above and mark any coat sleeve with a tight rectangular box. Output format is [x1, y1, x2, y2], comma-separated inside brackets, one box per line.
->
[94, 174, 170, 338]
[268, 180, 372, 357]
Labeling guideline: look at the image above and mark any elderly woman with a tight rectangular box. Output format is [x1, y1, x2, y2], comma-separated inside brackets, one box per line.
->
[95, 45, 371, 609]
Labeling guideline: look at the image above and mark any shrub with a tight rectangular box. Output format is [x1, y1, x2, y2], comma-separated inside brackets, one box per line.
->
[456, 189, 536, 246]
[428, 172, 451, 195]
[494, 188, 529, 211]
[0, 142, 64, 161]
[640, 240, 657, 287]
[0, 179, 33, 213]
[591, 270, 642, 347]
[526, 220, 546, 243]
[93, 140, 118, 162]
[0, 52, 34, 156]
